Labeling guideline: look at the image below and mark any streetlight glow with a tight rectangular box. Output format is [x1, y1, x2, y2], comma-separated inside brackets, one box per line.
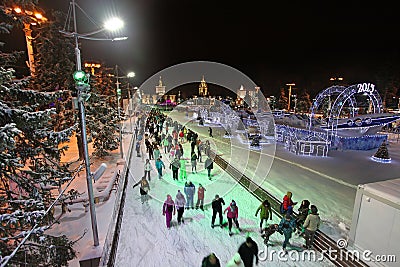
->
[34, 13, 43, 19]
[104, 17, 124, 31]
[14, 7, 22, 13]
[127, 72, 135, 78]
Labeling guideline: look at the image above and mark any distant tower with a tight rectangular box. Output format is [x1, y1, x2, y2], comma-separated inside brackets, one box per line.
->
[155, 76, 166, 95]
[199, 75, 208, 97]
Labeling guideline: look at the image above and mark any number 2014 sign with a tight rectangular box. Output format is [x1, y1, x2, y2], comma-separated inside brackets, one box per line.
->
[357, 83, 375, 94]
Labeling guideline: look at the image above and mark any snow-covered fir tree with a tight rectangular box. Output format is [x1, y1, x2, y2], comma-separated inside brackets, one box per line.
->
[30, 10, 76, 132]
[85, 66, 121, 157]
[296, 89, 312, 113]
[0, 5, 76, 266]
[278, 88, 288, 110]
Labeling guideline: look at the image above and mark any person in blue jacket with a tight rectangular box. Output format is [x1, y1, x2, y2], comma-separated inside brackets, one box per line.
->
[278, 213, 297, 252]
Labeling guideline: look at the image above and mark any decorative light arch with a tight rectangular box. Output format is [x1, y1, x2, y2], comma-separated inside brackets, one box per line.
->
[308, 85, 356, 129]
[308, 83, 383, 141]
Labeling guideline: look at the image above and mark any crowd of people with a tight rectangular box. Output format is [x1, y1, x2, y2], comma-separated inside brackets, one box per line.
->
[132, 109, 322, 266]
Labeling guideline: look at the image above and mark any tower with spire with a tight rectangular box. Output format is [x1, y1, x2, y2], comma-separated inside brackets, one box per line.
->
[198, 75, 208, 97]
[155, 76, 166, 95]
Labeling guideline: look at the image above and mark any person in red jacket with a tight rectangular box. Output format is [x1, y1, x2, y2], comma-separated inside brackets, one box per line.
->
[196, 183, 206, 210]
[224, 200, 241, 236]
[282, 191, 297, 215]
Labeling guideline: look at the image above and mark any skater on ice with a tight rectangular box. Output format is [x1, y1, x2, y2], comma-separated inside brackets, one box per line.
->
[190, 152, 198, 173]
[195, 183, 206, 210]
[238, 237, 259, 267]
[175, 190, 186, 225]
[303, 205, 321, 249]
[205, 156, 214, 180]
[184, 181, 195, 209]
[211, 194, 225, 228]
[255, 199, 272, 232]
[261, 223, 279, 245]
[224, 200, 241, 236]
[281, 191, 297, 215]
[162, 194, 176, 229]
[278, 213, 297, 252]
[169, 156, 180, 181]
[155, 157, 165, 179]
[295, 199, 310, 234]
[132, 176, 150, 204]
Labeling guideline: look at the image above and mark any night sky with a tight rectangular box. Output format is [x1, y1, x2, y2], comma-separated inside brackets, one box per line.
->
[4, 1, 400, 97]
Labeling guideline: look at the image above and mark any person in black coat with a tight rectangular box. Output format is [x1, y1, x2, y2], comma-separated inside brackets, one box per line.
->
[211, 194, 225, 228]
[238, 237, 259, 267]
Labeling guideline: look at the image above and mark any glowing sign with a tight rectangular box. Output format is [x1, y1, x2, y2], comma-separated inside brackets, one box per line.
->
[357, 83, 375, 94]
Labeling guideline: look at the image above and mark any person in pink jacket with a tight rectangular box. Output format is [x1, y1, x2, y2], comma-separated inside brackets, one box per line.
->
[162, 194, 176, 229]
[224, 200, 241, 236]
[195, 183, 206, 210]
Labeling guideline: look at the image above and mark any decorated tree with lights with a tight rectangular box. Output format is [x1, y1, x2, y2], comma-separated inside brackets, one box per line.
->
[0, 6, 76, 266]
[373, 140, 390, 160]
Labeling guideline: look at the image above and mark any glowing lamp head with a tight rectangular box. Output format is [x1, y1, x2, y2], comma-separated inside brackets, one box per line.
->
[14, 7, 22, 13]
[127, 72, 135, 78]
[104, 18, 124, 31]
[73, 70, 86, 81]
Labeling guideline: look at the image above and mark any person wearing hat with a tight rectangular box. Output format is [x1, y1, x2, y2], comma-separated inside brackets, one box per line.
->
[201, 252, 221, 267]
[196, 183, 206, 210]
[278, 212, 297, 252]
[211, 194, 225, 228]
[303, 205, 321, 249]
[255, 199, 273, 232]
[175, 190, 186, 225]
[282, 191, 297, 215]
[226, 252, 244, 267]
[162, 194, 176, 229]
[224, 200, 241, 236]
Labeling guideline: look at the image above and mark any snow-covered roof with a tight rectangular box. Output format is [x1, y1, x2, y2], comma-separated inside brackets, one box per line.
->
[362, 178, 400, 206]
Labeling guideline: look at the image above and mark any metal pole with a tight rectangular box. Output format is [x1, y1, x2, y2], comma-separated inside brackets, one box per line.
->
[72, 0, 99, 247]
[23, 23, 35, 76]
[116, 65, 123, 158]
[128, 82, 133, 132]
[287, 85, 292, 111]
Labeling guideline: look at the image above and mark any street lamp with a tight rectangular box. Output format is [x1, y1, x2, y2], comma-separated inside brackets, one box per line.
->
[115, 66, 135, 158]
[286, 83, 295, 111]
[4, 6, 48, 76]
[330, 77, 344, 85]
[292, 94, 297, 113]
[61, 0, 126, 247]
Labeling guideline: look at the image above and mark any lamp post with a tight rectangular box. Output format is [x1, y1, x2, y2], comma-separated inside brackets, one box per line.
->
[286, 83, 295, 111]
[63, 0, 126, 247]
[5, 6, 48, 76]
[127, 72, 135, 133]
[115, 66, 135, 158]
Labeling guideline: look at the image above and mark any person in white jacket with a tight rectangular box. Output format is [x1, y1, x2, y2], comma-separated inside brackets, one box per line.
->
[226, 252, 244, 267]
